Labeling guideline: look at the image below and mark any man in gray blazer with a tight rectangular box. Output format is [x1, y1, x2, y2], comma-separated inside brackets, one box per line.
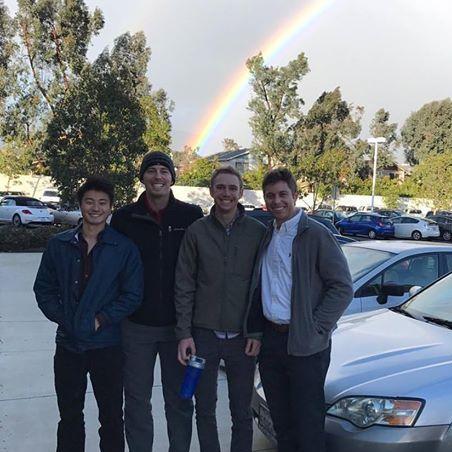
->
[246, 168, 353, 452]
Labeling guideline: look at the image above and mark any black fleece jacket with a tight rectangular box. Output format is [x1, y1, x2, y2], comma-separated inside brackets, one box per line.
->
[111, 191, 203, 326]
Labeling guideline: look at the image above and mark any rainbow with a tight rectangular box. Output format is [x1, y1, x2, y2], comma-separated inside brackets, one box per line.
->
[190, 0, 334, 154]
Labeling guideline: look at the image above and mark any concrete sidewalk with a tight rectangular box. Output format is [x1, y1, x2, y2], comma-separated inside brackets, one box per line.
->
[0, 253, 275, 452]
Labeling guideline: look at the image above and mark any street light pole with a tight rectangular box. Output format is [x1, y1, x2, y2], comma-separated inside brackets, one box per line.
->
[367, 137, 387, 212]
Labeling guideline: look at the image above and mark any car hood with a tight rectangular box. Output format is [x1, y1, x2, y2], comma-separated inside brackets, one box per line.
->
[327, 309, 452, 425]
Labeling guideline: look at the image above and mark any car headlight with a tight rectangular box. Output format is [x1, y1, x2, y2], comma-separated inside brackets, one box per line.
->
[327, 397, 423, 428]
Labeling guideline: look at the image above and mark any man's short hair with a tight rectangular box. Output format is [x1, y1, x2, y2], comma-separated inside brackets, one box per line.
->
[210, 166, 243, 188]
[262, 168, 297, 194]
[76, 176, 115, 205]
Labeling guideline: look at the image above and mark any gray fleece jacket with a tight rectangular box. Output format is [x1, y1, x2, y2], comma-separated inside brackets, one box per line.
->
[245, 212, 353, 356]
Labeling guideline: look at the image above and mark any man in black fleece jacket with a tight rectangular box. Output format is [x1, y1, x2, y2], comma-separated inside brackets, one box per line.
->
[111, 151, 203, 452]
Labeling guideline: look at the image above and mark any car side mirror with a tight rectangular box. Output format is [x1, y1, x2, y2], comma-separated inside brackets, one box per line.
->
[377, 294, 388, 305]
[409, 286, 422, 297]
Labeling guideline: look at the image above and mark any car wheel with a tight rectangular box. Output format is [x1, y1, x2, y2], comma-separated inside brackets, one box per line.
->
[442, 231, 451, 241]
[12, 214, 22, 227]
[411, 230, 422, 241]
[368, 229, 377, 239]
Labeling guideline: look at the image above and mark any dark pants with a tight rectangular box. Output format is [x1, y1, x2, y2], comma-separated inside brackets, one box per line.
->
[192, 328, 256, 452]
[54, 344, 124, 452]
[122, 319, 193, 452]
[259, 325, 331, 452]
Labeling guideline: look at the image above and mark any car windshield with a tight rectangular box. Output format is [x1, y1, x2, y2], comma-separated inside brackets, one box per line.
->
[341, 245, 395, 282]
[43, 190, 58, 197]
[402, 273, 452, 322]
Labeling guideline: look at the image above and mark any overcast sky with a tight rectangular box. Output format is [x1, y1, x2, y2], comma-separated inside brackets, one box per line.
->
[5, 0, 452, 160]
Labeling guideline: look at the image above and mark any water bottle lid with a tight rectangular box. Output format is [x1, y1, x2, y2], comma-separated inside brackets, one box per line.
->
[189, 355, 206, 369]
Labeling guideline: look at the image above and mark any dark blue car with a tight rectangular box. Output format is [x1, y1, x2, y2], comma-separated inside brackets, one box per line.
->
[336, 212, 394, 239]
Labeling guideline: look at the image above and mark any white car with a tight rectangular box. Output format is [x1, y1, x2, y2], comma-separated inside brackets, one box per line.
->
[40, 188, 61, 204]
[0, 196, 53, 226]
[392, 215, 440, 240]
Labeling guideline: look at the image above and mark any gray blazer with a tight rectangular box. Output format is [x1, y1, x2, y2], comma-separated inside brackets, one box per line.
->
[245, 212, 353, 356]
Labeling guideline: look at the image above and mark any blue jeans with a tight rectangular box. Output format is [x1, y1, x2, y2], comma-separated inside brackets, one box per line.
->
[192, 328, 256, 452]
[122, 319, 193, 452]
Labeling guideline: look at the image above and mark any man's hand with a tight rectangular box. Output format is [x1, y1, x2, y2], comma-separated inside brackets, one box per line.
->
[245, 338, 261, 357]
[178, 337, 196, 366]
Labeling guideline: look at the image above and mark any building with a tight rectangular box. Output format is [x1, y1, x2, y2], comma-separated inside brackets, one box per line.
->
[207, 148, 257, 174]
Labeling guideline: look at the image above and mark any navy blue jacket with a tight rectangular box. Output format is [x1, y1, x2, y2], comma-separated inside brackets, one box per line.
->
[33, 225, 143, 352]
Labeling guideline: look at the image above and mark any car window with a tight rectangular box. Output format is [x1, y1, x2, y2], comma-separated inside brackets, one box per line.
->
[2, 199, 16, 206]
[444, 254, 452, 273]
[23, 198, 45, 207]
[392, 217, 403, 224]
[43, 190, 58, 197]
[402, 217, 418, 224]
[366, 254, 439, 291]
[341, 246, 395, 282]
[361, 215, 372, 222]
[349, 215, 361, 222]
[403, 273, 452, 322]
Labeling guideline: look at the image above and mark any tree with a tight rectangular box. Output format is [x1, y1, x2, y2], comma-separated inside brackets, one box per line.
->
[142, 90, 173, 152]
[401, 99, 452, 165]
[222, 138, 240, 151]
[247, 52, 309, 167]
[0, 3, 173, 189]
[173, 145, 199, 176]
[291, 88, 362, 209]
[42, 42, 147, 206]
[177, 158, 219, 187]
[242, 164, 266, 190]
[0, 1, 15, 102]
[0, 143, 32, 189]
[411, 152, 452, 210]
[0, 0, 104, 175]
[369, 108, 397, 169]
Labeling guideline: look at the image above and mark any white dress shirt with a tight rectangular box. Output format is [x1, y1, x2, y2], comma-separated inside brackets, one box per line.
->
[261, 209, 302, 324]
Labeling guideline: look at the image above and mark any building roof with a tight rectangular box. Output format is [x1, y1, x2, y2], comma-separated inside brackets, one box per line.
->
[208, 148, 249, 161]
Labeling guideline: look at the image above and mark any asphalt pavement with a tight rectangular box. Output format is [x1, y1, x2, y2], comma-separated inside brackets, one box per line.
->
[0, 253, 275, 452]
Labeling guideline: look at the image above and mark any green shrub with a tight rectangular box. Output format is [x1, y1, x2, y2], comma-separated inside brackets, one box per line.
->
[0, 224, 73, 252]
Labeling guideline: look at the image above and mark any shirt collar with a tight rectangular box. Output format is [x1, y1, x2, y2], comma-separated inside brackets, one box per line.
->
[274, 209, 302, 233]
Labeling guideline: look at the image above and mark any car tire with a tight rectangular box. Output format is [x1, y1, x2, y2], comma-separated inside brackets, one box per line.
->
[411, 230, 422, 241]
[12, 214, 22, 227]
[442, 231, 451, 241]
[368, 229, 377, 239]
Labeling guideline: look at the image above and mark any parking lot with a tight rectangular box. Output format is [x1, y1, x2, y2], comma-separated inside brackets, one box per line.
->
[0, 253, 275, 452]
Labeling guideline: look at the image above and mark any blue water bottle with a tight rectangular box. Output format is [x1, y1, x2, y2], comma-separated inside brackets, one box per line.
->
[179, 355, 206, 399]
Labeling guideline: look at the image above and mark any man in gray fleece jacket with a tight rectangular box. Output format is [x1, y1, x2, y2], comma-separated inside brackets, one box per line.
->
[175, 166, 265, 452]
[246, 168, 353, 452]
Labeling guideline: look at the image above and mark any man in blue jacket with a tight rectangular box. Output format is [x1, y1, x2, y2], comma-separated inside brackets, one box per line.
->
[34, 177, 143, 452]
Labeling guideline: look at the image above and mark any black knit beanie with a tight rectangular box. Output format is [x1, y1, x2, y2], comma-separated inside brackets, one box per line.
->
[139, 151, 176, 184]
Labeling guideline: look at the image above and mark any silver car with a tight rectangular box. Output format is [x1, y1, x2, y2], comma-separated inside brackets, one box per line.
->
[392, 215, 440, 240]
[342, 241, 452, 315]
[253, 272, 452, 451]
